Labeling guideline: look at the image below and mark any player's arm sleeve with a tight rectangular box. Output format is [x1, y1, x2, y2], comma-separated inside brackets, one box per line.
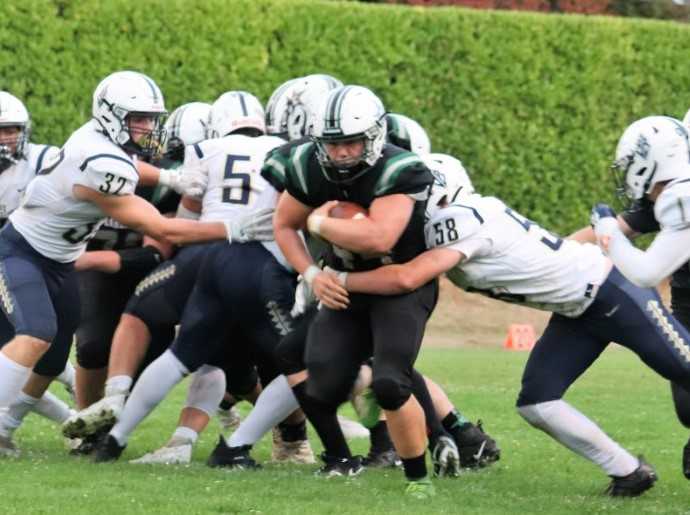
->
[373, 153, 433, 200]
[344, 247, 463, 295]
[261, 147, 289, 193]
[282, 144, 318, 207]
[620, 198, 659, 235]
[74, 155, 138, 196]
[607, 227, 690, 288]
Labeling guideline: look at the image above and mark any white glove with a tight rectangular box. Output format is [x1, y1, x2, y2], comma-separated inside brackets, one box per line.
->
[290, 275, 317, 318]
[223, 207, 276, 244]
[323, 266, 348, 288]
[158, 167, 208, 198]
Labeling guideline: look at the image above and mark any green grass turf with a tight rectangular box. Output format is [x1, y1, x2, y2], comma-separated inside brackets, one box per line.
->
[1, 347, 688, 514]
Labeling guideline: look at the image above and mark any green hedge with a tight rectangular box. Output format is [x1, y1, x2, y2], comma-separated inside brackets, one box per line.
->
[2, 0, 690, 234]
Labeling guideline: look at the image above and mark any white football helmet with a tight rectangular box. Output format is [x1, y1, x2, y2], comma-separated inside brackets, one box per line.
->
[683, 108, 690, 131]
[265, 78, 301, 137]
[613, 116, 690, 201]
[164, 102, 212, 160]
[209, 91, 265, 138]
[386, 113, 431, 155]
[423, 153, 474, 220]
[286, 74, 343, 141]
[0, 91, 31, 169]
[92, 71, 167, 157]
[312, 85, 387, 183]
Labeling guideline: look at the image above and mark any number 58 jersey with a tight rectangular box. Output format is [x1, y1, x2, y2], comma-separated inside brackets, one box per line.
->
[427, 194, 609, 317]
[186, 134, 286, 222]
[10, 120, 138, 263]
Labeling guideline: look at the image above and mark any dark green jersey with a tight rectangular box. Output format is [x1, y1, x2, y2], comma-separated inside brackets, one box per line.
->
[265, 141, 433, 271]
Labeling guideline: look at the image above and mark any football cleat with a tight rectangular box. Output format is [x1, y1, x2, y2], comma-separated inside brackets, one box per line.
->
[455, 420, 500, 468]
[93, 434, 126, 463]
[217, 405, 242, 433]
[337, 415, 370, 439]
[315, 453, 364, 478]
[0, 433, 20, 458]
[431, 435, 461, 477]
[351, 388, 381, 429]
[207, 436, 260, 470]
[67, 424, 113, 456]
[130, 442, 192, 465]
[605, 456, 658, 497]
[404, 477, 436, 500]
[62, 394, 125, 439]
[683, 438, 690, 480]
[362, 448, 401, 468]
[271, 427, 315, 464]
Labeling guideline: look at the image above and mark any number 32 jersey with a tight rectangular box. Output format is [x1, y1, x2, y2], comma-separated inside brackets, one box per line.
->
[427, 194, 608, 317]
[10, 120, 138, 263]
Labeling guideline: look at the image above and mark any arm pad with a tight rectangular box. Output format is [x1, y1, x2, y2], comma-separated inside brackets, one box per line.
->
[116, 245, 164, 275]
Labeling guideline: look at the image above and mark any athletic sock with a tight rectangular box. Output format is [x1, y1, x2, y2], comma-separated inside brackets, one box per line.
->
[0, 391, 38, 436]
[292, 381, 351, 459]
[110, 350, 188, 446]
[402, 452, 428, 481]
[105, 375, 133, 398]
[369, 420, 394, 453]
[34, 391, 72, 423]
[228, 375, 299, 447]
[0, 352, 31, 408]
[278, 419, 307, 443]
[442, 409, 471, 442]
[56, 361, 76, 391]
[170, 426, 198, 446]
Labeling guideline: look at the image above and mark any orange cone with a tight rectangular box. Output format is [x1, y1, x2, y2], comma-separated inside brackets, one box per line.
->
[504, 324, 536, 351]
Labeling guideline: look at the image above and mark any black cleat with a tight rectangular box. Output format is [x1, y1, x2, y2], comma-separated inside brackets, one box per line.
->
[207, 436, 260, 469]
[683, 438, 690, 479]
[93, 434, 125, 463]
[69, 425, 113, 456]
[316, 453, 364, 477]
[362, 448, 401, 468]
[605, 457, 658, 497]
[455, 420, 500, 468]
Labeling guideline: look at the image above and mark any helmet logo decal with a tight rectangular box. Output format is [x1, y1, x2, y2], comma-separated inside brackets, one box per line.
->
[635, 134, 650, 159]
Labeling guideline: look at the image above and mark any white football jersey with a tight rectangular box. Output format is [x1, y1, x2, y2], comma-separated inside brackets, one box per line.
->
[10, 120, 138, 262]
[0, 143, 59, 223]
[185, 133, 290, 268]
[427, 194, 609, 317]
[185, 134, 285, 222]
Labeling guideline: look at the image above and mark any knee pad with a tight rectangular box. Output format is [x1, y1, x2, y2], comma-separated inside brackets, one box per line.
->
[304, 365, 352, 406]
[185, 365, 226, 417]
[75, 337, 110, 369]
[371, 376, 411, 411]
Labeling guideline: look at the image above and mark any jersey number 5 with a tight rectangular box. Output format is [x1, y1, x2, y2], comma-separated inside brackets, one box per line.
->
[222, 154, 251, 205]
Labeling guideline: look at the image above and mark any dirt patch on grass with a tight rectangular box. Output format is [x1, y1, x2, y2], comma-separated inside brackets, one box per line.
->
[424, 277, 671, 348]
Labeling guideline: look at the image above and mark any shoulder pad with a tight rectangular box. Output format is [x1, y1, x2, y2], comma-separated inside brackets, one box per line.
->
[425, 204, 483, 249]
[28, 144, 60, 175]
[654, 180, 690, 230]
[375, 151, 429, 196]
[79, 154, 138, 196]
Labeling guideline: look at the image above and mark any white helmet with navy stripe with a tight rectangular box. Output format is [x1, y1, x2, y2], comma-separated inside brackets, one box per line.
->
[0, 91, 31, 168]
[386, 113, 430, 155]
[423, 153, 474, 220]
[210, 91, 265, 138]
[164, 102, 212, 160]
[613, 115, 690, 201]
[92, 70, 167, 157]
[312, 85, 387, 183]
[265, 78, 300, 137]
[286, 74, 343, 141]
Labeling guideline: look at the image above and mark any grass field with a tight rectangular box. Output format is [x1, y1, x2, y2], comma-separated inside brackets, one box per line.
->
[1, 346, 688, 515]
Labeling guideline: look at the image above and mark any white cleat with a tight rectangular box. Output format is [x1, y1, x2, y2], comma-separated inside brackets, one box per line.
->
[271, 427, 316, 464]
[0, 434, 20, 458]
[217, 406, 242, 433]
[61, 394, 125, 439]
[337, 415, 370, 439]
[129, 442, 192, 465]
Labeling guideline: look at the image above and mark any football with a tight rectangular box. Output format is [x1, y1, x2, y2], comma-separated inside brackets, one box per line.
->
[329, 201, 368, 220]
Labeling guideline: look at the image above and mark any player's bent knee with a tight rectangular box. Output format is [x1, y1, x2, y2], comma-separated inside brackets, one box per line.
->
[371, 376, 410, 411]
[15, 333, 52, 352]
[185, 365, 226, 417]
[75, 339, 110, 369]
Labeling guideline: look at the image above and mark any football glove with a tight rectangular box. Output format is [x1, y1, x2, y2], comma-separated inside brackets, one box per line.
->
[223, 207, 275, 244]
[590, 203, 619, 239]
[291, 275, 317, 318]
[159, 167, 208, 198]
